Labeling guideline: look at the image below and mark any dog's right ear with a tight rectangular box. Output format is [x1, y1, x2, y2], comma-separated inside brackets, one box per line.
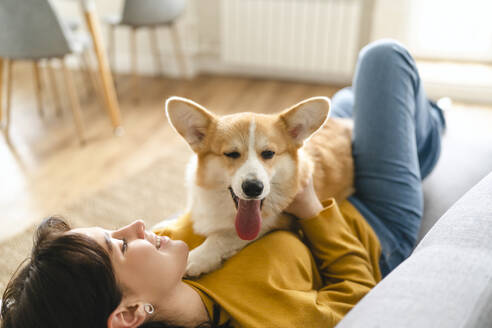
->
[279, 97, 330, 148]
[165, 96, 216, 153]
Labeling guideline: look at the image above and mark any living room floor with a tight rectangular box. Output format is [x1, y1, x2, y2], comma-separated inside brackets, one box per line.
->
[1, 64, 491, 242]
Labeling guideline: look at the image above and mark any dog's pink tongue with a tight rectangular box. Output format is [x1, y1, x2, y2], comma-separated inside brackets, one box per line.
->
[235, 199, 262, 240]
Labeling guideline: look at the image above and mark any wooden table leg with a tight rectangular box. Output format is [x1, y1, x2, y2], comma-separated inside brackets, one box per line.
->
[82, 7, 122, 133]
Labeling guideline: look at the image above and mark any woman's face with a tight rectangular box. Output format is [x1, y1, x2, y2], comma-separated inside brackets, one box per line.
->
[71, 220, 189, 303]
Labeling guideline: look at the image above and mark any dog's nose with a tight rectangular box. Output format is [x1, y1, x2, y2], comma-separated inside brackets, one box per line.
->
[242, 180, 264, 198]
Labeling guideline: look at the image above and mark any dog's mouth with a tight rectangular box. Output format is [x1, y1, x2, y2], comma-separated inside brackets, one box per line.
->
[229, 187, 264, 241]
[228, 187, 264, 210]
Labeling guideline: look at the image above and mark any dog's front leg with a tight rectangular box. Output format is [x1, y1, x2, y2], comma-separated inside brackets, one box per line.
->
[185, 232, 251, 278]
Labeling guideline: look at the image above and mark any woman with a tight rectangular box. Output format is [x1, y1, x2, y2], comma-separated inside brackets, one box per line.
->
[1, 39, 446, 328]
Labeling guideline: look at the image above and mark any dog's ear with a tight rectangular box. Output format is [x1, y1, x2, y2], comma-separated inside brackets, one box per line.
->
[279, 97, 330, 147]
[165, 96, 216, 152]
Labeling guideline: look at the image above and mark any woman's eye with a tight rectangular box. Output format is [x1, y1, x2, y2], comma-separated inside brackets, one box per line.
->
[121, 239, 128, 254]
[261, 150, 275, 160]
[224, 151, 240, 159]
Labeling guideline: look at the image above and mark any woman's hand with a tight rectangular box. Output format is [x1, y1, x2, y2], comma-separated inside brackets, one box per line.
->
[284, 177, 323, 220]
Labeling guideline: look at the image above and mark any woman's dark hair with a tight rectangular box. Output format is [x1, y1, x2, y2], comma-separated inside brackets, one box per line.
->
[1, 216, 229, 328]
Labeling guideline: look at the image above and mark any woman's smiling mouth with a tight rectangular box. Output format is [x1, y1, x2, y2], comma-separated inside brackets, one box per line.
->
[155, 235, 170, 250]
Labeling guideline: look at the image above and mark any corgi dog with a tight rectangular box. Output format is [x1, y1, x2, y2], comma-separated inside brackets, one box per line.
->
[165, 96, 354, 277]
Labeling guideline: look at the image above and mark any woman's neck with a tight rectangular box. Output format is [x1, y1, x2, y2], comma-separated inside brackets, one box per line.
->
[156, 281, 209, 327]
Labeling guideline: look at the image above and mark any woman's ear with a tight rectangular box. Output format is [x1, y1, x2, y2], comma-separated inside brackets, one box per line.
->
[279, 97, 331, 147]
[107, 303, 147, 328]
[165, 96, 216, 153]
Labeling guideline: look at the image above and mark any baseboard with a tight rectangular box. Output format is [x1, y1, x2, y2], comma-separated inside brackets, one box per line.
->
[62, 53, 492, 105]
[423, 81, 492, 105]
[195, 55, 352, 86]
[418, 61, 492, 105]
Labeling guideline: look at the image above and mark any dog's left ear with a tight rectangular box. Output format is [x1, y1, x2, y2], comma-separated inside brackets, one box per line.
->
[279, 97, 330, 147]
[165, 96, 216, 153]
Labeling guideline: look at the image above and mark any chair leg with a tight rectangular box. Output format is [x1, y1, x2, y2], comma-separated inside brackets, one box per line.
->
[83, 9, 122, 131]
[81, 51, 105, 109]
[61, 58, 85, 144]
[130, 27, 139, 101]
[77, 56, 90, 100]
[4, 59, 13, 139]
[108, 24, 116, 73]
[33, 61, 44, 118]
[169, 22, 188, 78]
[47, 59, 63, 117]
[149, 27, 163, 76]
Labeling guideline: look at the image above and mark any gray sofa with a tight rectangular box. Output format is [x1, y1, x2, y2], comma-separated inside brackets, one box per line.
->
[335, 105, 492, 328]
[337, 170, 492, 327]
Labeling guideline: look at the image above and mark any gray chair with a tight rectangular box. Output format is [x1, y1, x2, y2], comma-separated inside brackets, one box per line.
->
[0, 0, 92, 144]
[105, 0, 188, 97]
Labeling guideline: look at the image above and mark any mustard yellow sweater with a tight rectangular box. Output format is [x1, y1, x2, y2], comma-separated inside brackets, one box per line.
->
[153, 198, 381, 327]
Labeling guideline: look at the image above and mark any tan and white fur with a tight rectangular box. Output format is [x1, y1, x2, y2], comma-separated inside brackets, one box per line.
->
[165, 96, 354, 277]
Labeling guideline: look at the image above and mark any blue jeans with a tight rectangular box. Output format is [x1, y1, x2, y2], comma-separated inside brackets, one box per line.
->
[330, 40, 446, 277]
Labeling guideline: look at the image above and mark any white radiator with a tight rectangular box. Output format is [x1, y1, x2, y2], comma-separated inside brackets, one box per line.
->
[219, 0, 372, 83]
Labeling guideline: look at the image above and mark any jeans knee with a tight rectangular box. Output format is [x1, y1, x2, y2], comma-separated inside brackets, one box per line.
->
[358, 39, 413, 72]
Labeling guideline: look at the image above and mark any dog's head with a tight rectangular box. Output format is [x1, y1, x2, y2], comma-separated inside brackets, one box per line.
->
[165, 96, 330, 240]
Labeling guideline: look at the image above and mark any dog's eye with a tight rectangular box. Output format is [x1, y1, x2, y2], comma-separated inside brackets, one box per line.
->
[224, 151, 241, 159]
[261, 150, 275, 160]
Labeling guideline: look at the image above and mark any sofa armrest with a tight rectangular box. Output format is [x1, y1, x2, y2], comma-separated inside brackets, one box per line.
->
[336, 171, 492, 328]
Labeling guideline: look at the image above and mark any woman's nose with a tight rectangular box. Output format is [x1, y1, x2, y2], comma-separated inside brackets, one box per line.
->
[130, 220, 146, 239]
[116, 220, 146, 240]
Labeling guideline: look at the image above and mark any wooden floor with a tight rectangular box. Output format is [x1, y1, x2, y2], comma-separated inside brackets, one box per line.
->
[0, 63, 343, 241]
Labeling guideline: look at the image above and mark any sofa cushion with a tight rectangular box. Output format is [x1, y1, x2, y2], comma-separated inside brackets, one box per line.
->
[420, 107, 492, 240]
[337, 171, 492, 328]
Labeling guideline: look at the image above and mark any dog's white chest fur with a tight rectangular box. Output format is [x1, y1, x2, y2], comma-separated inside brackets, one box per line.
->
[189, 185, 237, 235]
[184, 155, 291, 277]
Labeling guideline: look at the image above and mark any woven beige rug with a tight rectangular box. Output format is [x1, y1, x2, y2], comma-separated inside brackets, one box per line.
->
[0, 152, 191, 292]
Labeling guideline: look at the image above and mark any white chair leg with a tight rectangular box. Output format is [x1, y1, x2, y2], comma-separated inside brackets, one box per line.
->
[149, 26, 163, 76]
[130, 27, 139, 100]
[81, 51, 105, 109]
[169, 22, 188, 78]
[108, 24, 116, 73]
[4, 59, 13, 139]
[78, 55, 91, 100]
[61, 58, 85, 144]
[0, 58, 4, 125]
[32, 60, 45, 118]
[47, 59, 63, 117]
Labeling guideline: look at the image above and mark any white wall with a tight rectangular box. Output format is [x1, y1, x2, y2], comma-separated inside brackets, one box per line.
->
[52, 0, 417, 76]
[370, 0, 411, 44]
[191, 0, 416, 57]
[407, 0, 492, 62]
[50, 0, 492, 103]
[193, 0, 416, 55]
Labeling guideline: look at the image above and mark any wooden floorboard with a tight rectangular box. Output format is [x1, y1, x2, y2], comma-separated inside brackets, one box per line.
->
[0, 65, 341, 241]
[2, 63, 491, 242]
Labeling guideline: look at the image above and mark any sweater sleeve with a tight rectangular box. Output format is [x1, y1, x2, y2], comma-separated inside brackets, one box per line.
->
[298, 198, 379, 321]
[153, 212, 205, 250]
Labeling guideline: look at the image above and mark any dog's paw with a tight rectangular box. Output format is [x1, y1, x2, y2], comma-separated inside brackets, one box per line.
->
[185, 248, 222, 278]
